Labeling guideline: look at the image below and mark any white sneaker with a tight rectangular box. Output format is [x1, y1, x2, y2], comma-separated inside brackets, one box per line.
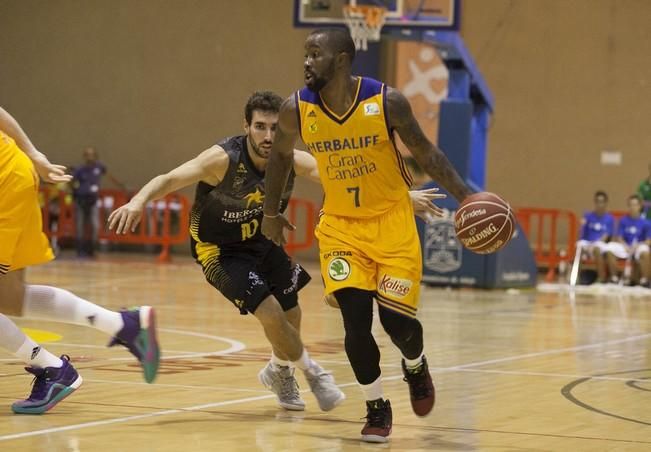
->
[258, 362, 305, 411]
[304, 362, 346, 411]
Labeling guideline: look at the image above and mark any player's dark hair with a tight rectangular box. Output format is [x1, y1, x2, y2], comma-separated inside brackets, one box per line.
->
[628, 194, 642, 203]
[594, 190, 608, 201]
[244, 91, 283, 125]
[310, 28, 356, 62]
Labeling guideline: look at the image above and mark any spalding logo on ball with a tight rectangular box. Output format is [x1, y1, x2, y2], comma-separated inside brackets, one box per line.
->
[454, 192, 516, 254]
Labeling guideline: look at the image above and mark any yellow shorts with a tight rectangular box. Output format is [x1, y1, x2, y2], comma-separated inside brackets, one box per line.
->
[0, 146, 54, 274]
[315, 195, 422, 318]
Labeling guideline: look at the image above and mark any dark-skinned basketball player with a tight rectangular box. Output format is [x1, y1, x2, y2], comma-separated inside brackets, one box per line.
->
[261, 29, 471, 442]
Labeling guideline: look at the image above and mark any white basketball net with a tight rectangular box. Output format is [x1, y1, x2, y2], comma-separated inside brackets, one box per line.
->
[343, 5, 387, 51]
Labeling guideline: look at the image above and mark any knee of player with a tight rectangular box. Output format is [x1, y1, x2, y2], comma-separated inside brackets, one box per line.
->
[254, 296, 289, 326]
[378, 306, 419, 340]
[283, 304, 302, 323]
[0, 276, 26, 315]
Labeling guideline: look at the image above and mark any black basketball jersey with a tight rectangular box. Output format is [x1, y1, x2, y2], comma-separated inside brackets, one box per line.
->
[189, 135, 295, 245]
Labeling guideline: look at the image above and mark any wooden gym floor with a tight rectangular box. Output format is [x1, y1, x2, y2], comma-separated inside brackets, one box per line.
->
[1, 254, 650, 451]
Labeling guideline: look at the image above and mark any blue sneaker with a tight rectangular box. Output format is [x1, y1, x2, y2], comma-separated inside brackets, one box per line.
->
[12, 355, 83, 414]
[109, 306, 160, 383]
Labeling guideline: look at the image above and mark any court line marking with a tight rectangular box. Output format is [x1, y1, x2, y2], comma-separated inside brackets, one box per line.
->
[105, 328, 245, 360]
[44, 342, 196, 354]
[0, 379, 366, 442]
[439, 367, 651, 383]
[2, 332, 650, 442]
[447, 332, 651, 369]
[0, 328, 245, 363]
[84, 379, 270, 394]
[316, 360, 651, 383]
[319, 332, 651, 371]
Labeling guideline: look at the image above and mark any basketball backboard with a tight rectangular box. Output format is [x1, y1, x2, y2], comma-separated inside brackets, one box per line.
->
[294, 0, 459, 29]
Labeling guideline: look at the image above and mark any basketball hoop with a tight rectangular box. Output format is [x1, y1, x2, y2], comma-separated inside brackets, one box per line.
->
[342, 5, 387, 51]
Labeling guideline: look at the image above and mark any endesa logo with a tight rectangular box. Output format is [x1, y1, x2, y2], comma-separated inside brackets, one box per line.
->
[378, 274, 413, 299]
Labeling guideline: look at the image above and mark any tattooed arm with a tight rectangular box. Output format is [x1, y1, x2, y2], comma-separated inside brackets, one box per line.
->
[386, 87, 472, 202]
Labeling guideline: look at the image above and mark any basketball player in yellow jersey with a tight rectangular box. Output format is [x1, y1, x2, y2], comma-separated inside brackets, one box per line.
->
[262, 29, 472, 443]
[0, 106, 160, 414]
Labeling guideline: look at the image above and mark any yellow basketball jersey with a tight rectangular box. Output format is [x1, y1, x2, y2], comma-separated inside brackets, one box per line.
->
[0, 129, 18, 172]
[296, 77, 412, 218]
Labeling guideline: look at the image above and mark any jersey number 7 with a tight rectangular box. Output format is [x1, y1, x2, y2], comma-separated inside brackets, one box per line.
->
[347, 186, 360, 208]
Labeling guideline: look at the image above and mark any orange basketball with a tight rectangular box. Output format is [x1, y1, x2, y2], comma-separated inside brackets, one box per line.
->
[454, 192, 516, 254]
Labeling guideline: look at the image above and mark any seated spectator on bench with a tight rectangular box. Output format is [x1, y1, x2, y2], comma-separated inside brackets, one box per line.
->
[577, 191, 614, 283]
[606, 195, 650, 287]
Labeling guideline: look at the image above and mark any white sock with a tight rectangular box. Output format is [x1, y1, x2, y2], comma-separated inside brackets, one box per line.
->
[271, 351, 291, 368]
[292, 348, 314, 371]
[359, 375, 383, 401]
[22, 285, 124, 337]
[403, 352, 425, 369]
[0, 314, 62, 368]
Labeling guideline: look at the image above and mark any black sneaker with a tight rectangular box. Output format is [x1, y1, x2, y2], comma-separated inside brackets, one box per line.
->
[361, 398, 392, 443]
[402, 356, 435, 417]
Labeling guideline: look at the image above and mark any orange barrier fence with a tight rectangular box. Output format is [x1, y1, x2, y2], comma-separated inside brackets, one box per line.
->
[514, 208, 628, 281]
[43, 188, 626, 273]
[39, 188, 317, 261]
[40, 187, 190, 262]
[514, 207, 578, 281]
[285, 198, 317, 254]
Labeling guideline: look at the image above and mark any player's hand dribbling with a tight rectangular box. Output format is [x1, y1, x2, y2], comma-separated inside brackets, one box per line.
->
[409, 187, 446, 223]
[261, 214, 296, 247]
[108, 200, 145, 234]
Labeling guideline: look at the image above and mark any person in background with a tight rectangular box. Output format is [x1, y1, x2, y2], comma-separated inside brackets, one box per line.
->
[72, 147, 124, 256]
[605, 195, 650, 287]
[577, 191, 614, 283]
[637, 162, 651, 220]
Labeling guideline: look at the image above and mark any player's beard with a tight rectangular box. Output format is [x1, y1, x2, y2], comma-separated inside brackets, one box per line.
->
[307, 74, 328, 92]
[249, 136, 272, 159]
[306, 62, 335, 93]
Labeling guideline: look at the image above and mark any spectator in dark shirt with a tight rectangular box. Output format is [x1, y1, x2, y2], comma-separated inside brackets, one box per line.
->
[72, 147, 122, 256]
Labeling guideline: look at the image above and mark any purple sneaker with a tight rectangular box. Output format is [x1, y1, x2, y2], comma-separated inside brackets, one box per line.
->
[12, 355, 83, 414]
[109, 306, 160, 383]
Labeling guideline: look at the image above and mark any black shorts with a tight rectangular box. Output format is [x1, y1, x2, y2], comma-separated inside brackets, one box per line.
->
[191, 238, 311, 315]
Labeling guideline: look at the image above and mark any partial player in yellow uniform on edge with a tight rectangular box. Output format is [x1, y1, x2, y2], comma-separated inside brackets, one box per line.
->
[262, 29, 471, 443]
[0, 106, 160, 414]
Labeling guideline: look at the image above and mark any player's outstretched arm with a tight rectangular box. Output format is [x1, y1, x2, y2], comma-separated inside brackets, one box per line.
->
[262, 96, 301, 246]
[0, 106, 71, 184]
[293, 149, 321, 184]
[108, 146, 228, 234]
[386, 87, 471, 203]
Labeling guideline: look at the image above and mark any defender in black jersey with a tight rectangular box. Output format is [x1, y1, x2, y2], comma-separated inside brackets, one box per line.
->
[189, 134, 310, 316]
[109, 92, 345, 412]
